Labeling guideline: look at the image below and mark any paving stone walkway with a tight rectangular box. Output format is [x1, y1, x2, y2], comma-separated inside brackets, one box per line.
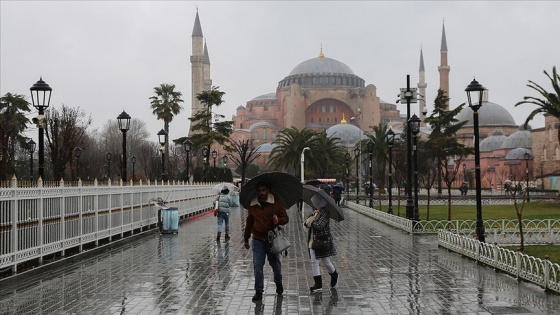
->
[1, 205, 559, 314]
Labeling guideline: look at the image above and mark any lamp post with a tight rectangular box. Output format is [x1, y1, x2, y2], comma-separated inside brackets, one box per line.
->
[354, 146, 360, 204]
[465, 78, 486, 243]
[367, 140, 374, 208]
[183, 139, 192, 183]
[131, 156, 136, 183]
[222, 155, 228, 176]
[300, 147, 311, 183]
[74, 147, 82, 180]
[524, 152, 531, 202]
[28, 139, 36, 180]
[409, 114, 421, 222]
[462, 163, 467, 183]
[211, 149, 217, 168]
[157, 129, 168, 181]
[106, 152, 112, 181]
[202, 146, 209, 181]
[30, 78, 52, 180]
[345, 152, 350, 202]
[385, 128, 395, 214]
[399, 75, 418, 220]
[117, 111, 131, 182]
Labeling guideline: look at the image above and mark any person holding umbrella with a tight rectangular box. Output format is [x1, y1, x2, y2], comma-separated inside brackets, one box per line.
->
[215, 186, 234, 242]
[304, 192, 339, 293]
[243, 181, 290, 302]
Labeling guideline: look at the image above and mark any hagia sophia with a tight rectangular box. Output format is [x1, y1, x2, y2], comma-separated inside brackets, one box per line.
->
[188, 11, 559, 191]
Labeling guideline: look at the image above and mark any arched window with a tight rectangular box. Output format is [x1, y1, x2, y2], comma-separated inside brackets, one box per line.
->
[543, 147, 547, 161]
[549, 127, 553, 142]
[327, 117, 330, 123]
[310, 117, 314, 123]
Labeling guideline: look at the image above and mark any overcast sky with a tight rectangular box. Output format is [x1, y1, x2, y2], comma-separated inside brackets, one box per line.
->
[2, 1, 559, 144]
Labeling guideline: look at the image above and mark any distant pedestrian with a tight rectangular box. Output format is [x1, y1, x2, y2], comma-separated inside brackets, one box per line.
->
[332, 187, 342, 206]
[304, 194, 338, 293]
[215, 186, 234, 242]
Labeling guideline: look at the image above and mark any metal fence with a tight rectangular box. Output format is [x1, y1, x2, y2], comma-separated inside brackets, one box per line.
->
[0, 178, 214, 274]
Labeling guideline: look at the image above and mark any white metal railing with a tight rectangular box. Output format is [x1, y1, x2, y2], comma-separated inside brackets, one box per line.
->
[438, 230, 560, 293]
[346, 202, 560, 244]
[0, 178, 215, 274]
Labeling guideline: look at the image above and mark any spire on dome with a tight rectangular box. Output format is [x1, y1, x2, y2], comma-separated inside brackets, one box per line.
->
[341, 112, 347, 124]
[319, 44, 324, 59]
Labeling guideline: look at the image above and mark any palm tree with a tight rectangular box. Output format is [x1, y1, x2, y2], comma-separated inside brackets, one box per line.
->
[150, 83, 184, 173]
[268, 127, 317, 176]
[515, 66, 560, 145]
[309, 131, 345, 178]
[0, 93, 31, 180]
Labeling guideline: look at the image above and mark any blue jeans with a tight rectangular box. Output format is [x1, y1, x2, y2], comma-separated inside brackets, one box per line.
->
[217, 212, 230, 234]
[252, 239, 282, 292]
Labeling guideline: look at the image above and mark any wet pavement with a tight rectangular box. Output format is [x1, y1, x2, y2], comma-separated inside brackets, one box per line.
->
[1, 204, 560, 315]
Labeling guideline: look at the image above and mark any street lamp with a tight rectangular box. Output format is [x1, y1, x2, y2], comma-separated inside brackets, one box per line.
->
[465, 78, 486, 243]
[367, 140, 374, 208]
[157, 129, 168, 181]
[74, 147, 82, 180]
[462, 163, 467, 182]
[106, 152, 112, 181]
[30, 78, 52, 180]
[524, 151, 531, 202]
[117, 111, 131, 182]
[345, 152, 350, 202]
[399, 75, 418, 220]
[131, 156, 136, 183]
[202, 146, 209, 181]
[353, 146, 360, 204]
[222, 155, 228, 175]
[211, 149, 217, 168]
[28, 139, 36, 180]
[183, 139, 192, 183]
[385, 128, 395, 214]
[300, 147, 311, 183]
[409, 114, 421, 222]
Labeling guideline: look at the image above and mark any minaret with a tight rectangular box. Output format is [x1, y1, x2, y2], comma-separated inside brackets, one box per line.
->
[190, 10, 205, 136]
[438, 21, 450, 110]
[203, 40, 212, 92]
[418, 47, 427, 125]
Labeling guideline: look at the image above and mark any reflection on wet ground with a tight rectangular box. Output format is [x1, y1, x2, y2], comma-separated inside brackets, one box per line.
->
[1, 205, 560, 314]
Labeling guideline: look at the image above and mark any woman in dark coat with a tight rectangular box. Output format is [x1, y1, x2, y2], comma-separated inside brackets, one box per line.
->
[304, 194, 338, 292]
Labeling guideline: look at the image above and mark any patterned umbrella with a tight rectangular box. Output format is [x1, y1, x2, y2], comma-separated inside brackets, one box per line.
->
[301, 185, 344, 221]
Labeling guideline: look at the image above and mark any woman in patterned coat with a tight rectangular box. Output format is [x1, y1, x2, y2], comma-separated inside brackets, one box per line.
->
[304, 194, 338, 292]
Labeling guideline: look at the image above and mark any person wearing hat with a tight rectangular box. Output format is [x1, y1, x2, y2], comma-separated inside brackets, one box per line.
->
[215, 186, 234, 241]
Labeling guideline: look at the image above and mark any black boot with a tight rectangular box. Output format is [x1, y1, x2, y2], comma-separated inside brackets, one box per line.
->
[216, 232, 221, 241]
[225, 234, 230, 241]
[310, 275, 322, 292]
[329, 270, 338, 288]
[252, 290, 263, 302]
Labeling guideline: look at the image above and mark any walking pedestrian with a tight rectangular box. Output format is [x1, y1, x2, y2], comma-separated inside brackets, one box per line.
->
[304, 194, 338, 293]
[243, 181, 289, 302]
[215, 186, 234, 242]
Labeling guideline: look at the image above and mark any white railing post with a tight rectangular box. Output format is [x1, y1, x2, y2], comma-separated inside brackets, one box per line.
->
[11, 176, 18, 273]
[78, 179, 83, 252]
[37, 177, 44, 265]
[60, 178, 66, 257]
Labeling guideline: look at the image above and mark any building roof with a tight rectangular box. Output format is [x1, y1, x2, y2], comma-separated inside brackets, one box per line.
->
[289, 56, 355, 76]
[505, 147, 532, 160]
[502, 129, 532, 149]
[455, 101, 517, 127]
[479, 130, 507, 152]
[326, 123, 365, 147]
[252, 93, 277, 100]
[256, 143, 277, 153]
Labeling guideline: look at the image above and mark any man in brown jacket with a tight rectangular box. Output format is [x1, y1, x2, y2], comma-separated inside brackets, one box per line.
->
[243, 181, 289, 302]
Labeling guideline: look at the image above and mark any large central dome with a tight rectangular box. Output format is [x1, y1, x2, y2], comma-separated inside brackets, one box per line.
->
[289, 57, 355, 76]
[279, 52, 365, 89]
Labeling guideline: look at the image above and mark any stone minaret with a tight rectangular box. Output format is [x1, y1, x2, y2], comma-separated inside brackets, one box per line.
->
[438, 22, 450, 110]
[190, 10, 206, 136]
[418, 47, 427, 125]
[203, 40, 212, 92]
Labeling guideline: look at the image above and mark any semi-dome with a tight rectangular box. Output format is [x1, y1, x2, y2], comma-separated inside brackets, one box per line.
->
[455, 101, 517, 127]
[479, 130, 507, 152]
[326, 123, 365, 147]
[278, 53, 365, 89]
[248, 121, 278, 131]
[252, 93, 277, 100]
[501, 129, 532, 149]
[255, 143, 277, 153]
[505, 148, 532, 160]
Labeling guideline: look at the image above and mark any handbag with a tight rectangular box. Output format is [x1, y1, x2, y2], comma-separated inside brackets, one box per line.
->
[268, 226, 291, 255]
[311, 235, 330, 252]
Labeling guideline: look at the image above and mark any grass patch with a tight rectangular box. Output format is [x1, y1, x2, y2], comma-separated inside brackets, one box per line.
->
[388, 200, 560, 221]
[502, 245, 560, 265]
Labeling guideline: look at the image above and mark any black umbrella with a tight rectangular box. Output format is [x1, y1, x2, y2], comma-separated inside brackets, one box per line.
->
[305, 179, 322, 186]
[301, 184, 344, 221]
[239, 172, 303, 209]
[332, 184, 345, 192]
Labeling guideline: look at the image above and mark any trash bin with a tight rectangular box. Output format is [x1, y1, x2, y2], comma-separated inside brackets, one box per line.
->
[161, 207, 179, 234]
